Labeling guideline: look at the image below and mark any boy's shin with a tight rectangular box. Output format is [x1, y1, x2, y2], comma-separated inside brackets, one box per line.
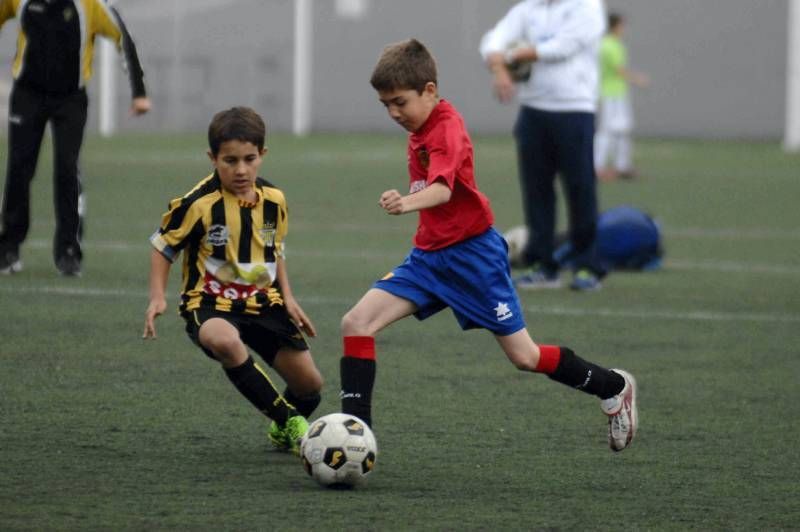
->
[340, 336, 377, 427]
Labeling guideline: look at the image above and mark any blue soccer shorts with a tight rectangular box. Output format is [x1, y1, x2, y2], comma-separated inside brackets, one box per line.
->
[373, 227, 526, 336]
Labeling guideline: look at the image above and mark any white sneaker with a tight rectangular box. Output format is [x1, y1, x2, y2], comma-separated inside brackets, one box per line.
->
[600, 369, 638, 452]
[0, 250, 22, 275]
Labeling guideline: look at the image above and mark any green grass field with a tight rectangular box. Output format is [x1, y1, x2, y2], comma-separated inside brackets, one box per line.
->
[1, 133, 798, 530]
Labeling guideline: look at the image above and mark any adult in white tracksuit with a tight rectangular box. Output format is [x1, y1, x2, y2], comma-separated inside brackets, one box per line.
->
[481, 0, 607, 291]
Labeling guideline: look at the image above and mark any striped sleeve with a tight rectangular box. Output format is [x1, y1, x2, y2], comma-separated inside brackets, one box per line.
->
[0, 0, 17, 26]
[150, 197, 204, 263]
[92, 0, 147, 97]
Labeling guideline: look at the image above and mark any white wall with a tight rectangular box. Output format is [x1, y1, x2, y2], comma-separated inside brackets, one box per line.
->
[0, 0, 789, 139]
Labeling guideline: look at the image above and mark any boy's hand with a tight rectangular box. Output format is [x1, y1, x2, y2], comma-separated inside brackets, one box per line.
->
[286, 299, 317, 338]
[492, 67, 516, 104]
[143, 298, 167, 339]
[379, 189, 405, 215]
[130, 97, 151, 116]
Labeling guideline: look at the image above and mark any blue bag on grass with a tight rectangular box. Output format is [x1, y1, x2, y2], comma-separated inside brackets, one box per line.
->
[555, 206, 663, 271]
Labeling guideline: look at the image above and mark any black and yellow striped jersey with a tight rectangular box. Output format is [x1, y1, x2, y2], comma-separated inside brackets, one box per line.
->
[150, 173, 290, 316]
[0, 0, 145, 96]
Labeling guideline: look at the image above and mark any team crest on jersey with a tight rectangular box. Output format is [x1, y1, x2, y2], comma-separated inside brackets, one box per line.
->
[207, 224, 229, 246]
[260, 222, 276, 246]
[416, 147, 430, 169]
[409, 180, 426, 194]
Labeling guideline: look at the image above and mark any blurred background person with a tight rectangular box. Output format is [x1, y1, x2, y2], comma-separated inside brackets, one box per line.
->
[0, 0, 150, 276]
[480, 0, 607, 291]
[594, 10, 650, 182]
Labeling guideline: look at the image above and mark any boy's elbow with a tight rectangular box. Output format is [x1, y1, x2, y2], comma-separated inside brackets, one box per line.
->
[434, 183, 452, 205]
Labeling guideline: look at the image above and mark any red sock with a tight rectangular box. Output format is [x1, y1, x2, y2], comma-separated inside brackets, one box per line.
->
[535, 345, 561, 374]
[343, 336, 376, 360]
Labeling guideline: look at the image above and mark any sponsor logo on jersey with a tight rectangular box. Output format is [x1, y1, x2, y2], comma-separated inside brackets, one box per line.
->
[206, 224, 229, 246]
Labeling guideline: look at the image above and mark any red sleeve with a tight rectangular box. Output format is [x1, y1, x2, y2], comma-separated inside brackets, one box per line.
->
[425, 121, 465, 190]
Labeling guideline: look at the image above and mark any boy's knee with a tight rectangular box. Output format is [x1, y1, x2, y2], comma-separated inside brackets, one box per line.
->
[506, 350, 538, 372]
[305, 371, 324, 394]
[341, 309, 371, 336]
[202, 335, 245, 365]
[511, 357, 537, 372]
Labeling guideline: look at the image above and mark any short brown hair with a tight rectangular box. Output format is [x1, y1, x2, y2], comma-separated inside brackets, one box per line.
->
[608, 12, 625, 31]
[370, 38, 437, 94]
[208, 106, 266, 156]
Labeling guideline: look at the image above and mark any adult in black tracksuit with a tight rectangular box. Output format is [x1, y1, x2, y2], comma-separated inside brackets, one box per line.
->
[0, 0, 149, 275]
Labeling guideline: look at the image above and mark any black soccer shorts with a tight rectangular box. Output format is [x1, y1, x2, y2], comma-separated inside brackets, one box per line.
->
[183, 307, 309, 366]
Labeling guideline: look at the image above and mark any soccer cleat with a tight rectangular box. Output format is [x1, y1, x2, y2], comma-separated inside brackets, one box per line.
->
[283, 415, 309, 456]
[0, 249, 22, 275]
[268, 420, 289, 451]
[600, 369, 638, 452]
[514, 266, 561, 290]
[56, 248, 82, 277]
[569, 269, 601, 291]
[268, 415, 309, 456]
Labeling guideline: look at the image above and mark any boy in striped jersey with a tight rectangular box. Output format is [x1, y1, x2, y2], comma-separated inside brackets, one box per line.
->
[143, 107, 322, 455]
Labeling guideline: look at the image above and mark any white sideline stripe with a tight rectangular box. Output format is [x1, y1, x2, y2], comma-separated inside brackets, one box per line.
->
[1, 285, 798, 324]
[664, 228, 800, 240]
[26, 225, 800, 244]
[20, 239, 800, 276]
[522, 304, 800, 324]
[666, 259, 800, 275]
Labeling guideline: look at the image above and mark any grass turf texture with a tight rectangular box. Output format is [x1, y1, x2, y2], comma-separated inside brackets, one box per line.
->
[1, 134, 798, 530]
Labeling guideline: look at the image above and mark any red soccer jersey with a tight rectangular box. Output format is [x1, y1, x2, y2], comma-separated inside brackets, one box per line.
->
[407, 99, 494, 250]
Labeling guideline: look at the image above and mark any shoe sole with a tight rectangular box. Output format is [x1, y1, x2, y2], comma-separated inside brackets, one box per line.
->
[0, 260, 23, 275]
[610, 369, 637, 452]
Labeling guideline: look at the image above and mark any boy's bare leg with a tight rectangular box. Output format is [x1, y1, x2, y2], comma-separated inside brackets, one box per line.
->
[342, 288, 418, 337]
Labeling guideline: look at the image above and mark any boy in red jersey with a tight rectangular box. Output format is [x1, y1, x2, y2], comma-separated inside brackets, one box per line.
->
[339, 39, 638, 452]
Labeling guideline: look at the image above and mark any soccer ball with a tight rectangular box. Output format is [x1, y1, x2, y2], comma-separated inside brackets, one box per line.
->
[504, 225, 529, 265]
[506, 40, 532, 82]
[301, 413, 377, 488]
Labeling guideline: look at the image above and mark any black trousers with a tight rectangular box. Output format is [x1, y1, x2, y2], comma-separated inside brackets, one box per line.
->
[0, 83, 88, 262]
[513, 105, 604, 276]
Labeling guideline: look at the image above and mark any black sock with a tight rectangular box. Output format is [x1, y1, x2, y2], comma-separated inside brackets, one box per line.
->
[284, 387, 322, 418]
[548, 347, 625, 399]
[340, 356, 376, 427]
[224, 356, 294, 424]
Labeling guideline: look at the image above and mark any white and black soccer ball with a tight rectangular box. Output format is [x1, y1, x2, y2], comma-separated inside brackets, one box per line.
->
[506, 40, 533, 82]
[301, 413, 377, 488]
[504, 225, 529, 265]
